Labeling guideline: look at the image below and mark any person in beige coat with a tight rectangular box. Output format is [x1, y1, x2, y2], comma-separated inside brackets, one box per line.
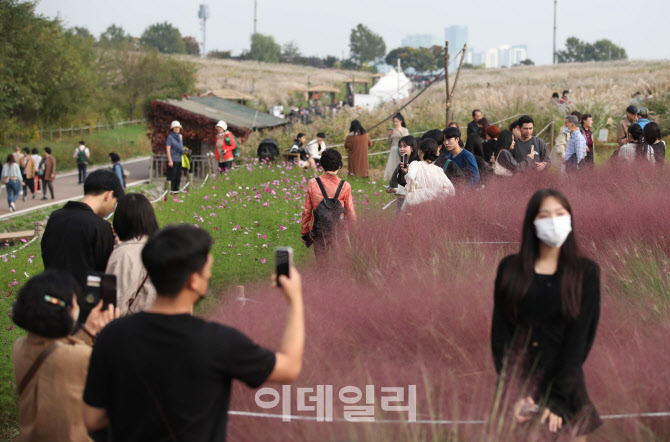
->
[11, 271, 118, 442]
[106, 193, 159, 315]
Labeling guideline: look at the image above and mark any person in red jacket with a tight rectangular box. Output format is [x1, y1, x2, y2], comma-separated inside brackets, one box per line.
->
[300, 148, 357, 259]
[214, 120, 238, 172]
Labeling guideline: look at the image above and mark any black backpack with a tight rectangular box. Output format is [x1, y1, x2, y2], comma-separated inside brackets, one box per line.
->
[311, 177, 347, 239]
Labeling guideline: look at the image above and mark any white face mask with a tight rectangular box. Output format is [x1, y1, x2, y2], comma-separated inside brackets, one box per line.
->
[533, 215, 572, 248]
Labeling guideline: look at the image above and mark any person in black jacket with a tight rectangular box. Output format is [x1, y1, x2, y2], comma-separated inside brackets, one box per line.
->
[491, 188, 601, 438]
[41, 169, 125, 322]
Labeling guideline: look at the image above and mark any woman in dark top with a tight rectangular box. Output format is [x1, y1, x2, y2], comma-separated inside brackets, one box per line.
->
[491, 188, 601, 438]
[386, 135, 419, 212]
[493, 130, 532, 174]
[464, 131, 486, 160]
[643, 122, 665, 167]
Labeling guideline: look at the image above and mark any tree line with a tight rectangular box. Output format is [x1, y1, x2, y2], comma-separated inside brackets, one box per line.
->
[0, 1, 196, 143]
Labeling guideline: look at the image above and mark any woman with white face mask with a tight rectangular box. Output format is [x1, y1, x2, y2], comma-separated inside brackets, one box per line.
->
[491, 189, 601, 440]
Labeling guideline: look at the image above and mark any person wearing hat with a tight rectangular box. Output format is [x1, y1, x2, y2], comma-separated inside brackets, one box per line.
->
[617, 105, 638, 146]
[483, 125, 501, 164]
[214, 120, 238, 173]
[166, 121, 184, 193]
[636, 108, 650, 130]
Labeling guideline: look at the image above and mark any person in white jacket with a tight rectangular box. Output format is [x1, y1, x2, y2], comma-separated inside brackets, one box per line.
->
[402, 138, 455, 209]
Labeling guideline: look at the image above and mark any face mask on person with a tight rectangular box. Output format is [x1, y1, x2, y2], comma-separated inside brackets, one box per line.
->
[533, 215, 572, 248]
[563, 126, 570, 134]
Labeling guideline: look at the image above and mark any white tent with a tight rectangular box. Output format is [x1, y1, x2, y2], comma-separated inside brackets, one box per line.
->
[370, 68, 411, 101]
[353, 68, 412, 110]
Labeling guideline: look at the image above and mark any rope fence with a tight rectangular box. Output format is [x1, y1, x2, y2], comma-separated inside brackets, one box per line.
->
[227, 409, 670, 424]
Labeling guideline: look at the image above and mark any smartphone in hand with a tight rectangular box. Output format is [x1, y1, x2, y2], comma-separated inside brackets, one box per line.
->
[275, 247, 293, 287]
[402, 154, 408, 167]
[85, 273, 117, 310]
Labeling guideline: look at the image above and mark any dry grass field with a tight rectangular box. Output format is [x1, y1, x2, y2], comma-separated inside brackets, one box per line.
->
[179, 56, 670, 160]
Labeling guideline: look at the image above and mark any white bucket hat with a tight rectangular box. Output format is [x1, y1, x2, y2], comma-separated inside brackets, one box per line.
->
[215, 120, 227, 130]
[170, 120, 182, 129]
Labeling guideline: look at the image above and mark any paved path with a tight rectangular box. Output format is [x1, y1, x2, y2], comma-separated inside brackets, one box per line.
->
[0, 157, 151, 220]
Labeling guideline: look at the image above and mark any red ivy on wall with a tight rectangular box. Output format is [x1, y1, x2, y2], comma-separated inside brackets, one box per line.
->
[148, 100, 251, 154]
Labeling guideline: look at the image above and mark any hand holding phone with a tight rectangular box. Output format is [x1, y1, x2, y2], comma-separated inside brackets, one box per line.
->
[275, 247, 293, 287]
[402, 153, 408, 167]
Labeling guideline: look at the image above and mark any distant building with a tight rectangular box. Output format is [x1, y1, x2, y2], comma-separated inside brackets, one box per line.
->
[444, 26, 468, 53]
[485, 48, 499, 69]
[510, 45, 528, 66]
[401, 34, 440, 49]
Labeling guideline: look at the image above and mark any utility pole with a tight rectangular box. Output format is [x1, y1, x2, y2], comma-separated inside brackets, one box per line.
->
[198, 4, 209, 58]
[253, 0, 258, 34]
[444, 40, 450, 125]
[397, 58, 401, 100]
[553, 0, 557, 64]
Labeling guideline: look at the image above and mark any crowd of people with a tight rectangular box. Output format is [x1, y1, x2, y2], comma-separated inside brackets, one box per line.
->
[0, 141, 129, 212]
[7, 102, 664, 441]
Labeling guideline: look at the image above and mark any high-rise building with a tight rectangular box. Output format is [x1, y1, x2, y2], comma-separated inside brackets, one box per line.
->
[401, 34, 440, 49]
[485, 48, 499, 69]
[444, 26, 468, 54]
[510, 45, 528, 65]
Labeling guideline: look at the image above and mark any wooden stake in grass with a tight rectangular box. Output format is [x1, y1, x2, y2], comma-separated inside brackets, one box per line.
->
[444, 40, 450, 125]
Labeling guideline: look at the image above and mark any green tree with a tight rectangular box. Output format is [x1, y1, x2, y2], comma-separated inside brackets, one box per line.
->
[247, 33, 280, 62]
[183, 36, 200, 55]
[282, 41, 300, 58]
[556, 37, 626, 63]
[141, 22, 186, 54]
[100, 43, 195, 120]
[349, 24, 386, 67]
[0, 0, 98, 133]
[385, 47, 438, 72]
[99, 24, 130, 47]
[519, 59, 535, 66]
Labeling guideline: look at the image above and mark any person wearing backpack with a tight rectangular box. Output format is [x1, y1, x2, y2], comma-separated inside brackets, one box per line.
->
[300, 148, 357, 259]
[74, 141, 90, 184]
[214, 120, 239, 172]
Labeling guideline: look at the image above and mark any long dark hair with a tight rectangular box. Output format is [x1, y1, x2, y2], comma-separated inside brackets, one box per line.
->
[393, 113, 407, 128]
[499, 189, 584, 321]
[349, 120, 366, 135]
[295, 133, 305, 147]
[628, 123, 649, 159]
[399, 135, 419, 163]
[478, 117, 490, 139]
[497, 130, 514, 152]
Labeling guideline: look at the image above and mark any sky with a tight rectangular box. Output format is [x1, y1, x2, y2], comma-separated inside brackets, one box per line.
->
[35, 0, 670, 66]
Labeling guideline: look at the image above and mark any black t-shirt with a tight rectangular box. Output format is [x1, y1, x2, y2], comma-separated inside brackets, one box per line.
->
[41, 201, 115, 321]
[84, 312, 276, 441]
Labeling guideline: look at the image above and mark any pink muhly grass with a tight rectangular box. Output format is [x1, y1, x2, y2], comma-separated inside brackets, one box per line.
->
[206, 165, 670, 441]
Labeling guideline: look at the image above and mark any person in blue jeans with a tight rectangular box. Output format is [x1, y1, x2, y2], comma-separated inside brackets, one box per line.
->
[443, 126, 480, 187]
[2, 154, 25, 212]
[165, 121, 184, 193]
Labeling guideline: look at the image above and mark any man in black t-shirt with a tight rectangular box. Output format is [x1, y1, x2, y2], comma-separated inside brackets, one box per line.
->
[83, 225, 304, 441]
[41, 169, 124, 322]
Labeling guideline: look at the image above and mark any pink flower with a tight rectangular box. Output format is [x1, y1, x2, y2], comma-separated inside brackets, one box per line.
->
[233, 225, 240, 231]
[279, 224, 287, 231]
[204, 196, 210, 200]
[7, 326, 14, 331]
[261, 258, 267, 264]
[264, 188, 271, 192]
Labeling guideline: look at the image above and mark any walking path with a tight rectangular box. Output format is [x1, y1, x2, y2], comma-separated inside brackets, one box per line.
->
[0, 157, 152, 220]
